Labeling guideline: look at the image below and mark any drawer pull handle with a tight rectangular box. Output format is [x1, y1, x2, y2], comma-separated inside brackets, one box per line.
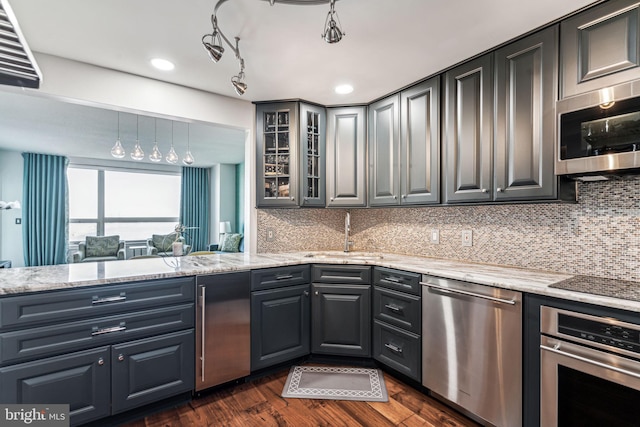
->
[384, 276, 403, 283]
[385, 343, 403, 354]
[275, 274, 294, 280]
[384, 304, 402, 312]
[92, 324, 126, 336]
[92, 294, 126, 305]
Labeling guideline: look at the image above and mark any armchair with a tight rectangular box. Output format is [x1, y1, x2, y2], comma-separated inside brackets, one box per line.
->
[146, 233, 191, 256]
[72, 235, 125, 263]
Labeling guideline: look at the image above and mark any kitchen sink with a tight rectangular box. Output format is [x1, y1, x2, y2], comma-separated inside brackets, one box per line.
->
[303, 252, 384, 261]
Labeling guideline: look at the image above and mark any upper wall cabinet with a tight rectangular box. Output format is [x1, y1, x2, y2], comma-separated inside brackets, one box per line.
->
[326, 106, 367, 207]
[444, 54, 494, 203]
[256, 102, 326, 208]
[494, 25, 558, 201]
[368, 94, 400, 206]
[561, 0, 640, 98]
[400, 77, 440, 205]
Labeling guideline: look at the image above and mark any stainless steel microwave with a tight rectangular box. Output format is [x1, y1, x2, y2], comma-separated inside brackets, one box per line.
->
[556, 80, 640, 179]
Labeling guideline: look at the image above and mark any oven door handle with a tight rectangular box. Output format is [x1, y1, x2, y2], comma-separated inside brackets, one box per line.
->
[541, 343, 640, 380]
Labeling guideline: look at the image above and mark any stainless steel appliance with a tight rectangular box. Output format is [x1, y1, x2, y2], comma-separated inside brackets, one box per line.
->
[556, 80, 640, 178]
[421, 276, 522, 427]
[196, 272, 251, 391]
[540, 306, 640, 427]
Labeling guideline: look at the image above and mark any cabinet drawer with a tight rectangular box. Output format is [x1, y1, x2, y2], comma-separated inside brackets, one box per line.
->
[112, 329, 194, 414]
[0, 276, 195, 329]
[312, 265, 371, 284]
[251, 265, 310, 291]
[373, 320, 421, 382]
[373, 286, 421, 335]
[373, 267, 421, 295]
[0, 346, 111, 426]
[0, 304, 194, 365]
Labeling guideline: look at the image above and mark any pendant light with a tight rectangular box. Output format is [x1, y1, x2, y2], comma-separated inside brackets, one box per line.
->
[130, 115, 145, 161]
[110, 112, 126, 158]
[149, 118, 163, 162]
[166, 121, 179, 164]
[183, 124, 194, 165]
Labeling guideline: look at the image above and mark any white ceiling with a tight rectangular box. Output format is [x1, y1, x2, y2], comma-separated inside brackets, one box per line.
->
[0, 0, 597, 165]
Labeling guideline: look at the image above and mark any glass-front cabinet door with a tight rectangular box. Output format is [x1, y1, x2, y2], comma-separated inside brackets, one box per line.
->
[256, 102, 298, 207]
[300, 103, 326, 207]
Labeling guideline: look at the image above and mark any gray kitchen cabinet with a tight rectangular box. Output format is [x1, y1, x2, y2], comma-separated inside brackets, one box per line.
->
[300, 103, 326, 207]
[400, 76, 440, 205]
[369, 94, 400, 206]
[256, 102, 299, 208]
[256, 101, 326, 208]
[494, 25, 558, 201]
[444, 54, 494, 203]
[561, 0, 640, 99]
[112, 330, 194, 414]
[0, 346, 111, 426]
[326, 106, 367, 207]
[0, 276, 195, 426]
[311, 265, 371, 357]
[251, 284, 310, 370]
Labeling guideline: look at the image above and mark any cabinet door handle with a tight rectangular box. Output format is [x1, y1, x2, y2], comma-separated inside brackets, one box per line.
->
[497, 187, 504, 192]
[401, 194, 406, 199]
[314, 291, 319, 296]
[118, 354, 125, 362]
[92, 293, 126, 305]
[330, 197, 334, 201]
[304, 290, 309, 297]
[275, 274, 293, 280]
[98, 357, 105, 366]
[384, 343, 403, 354]
[481, 188, 488, 193]
[384, 304, 402, 312]
[91, 324, 126, 336]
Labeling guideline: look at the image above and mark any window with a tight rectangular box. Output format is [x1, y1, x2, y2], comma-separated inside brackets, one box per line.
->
[68, 166, 181, 242]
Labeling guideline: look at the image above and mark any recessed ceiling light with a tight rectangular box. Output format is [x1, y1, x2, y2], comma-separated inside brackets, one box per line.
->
[335, 84, 353, 95]
[150, 58, 175, 71]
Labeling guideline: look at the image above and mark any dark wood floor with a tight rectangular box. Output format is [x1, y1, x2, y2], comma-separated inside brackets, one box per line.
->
[123, 367, 480, 427]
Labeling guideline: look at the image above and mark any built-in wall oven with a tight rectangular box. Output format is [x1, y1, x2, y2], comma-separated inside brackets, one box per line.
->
[540, 306, 640, 427]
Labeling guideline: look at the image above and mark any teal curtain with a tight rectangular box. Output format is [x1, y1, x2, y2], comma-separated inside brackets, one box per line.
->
[180, 167, 210, 252]
[22, 153, 68, 266]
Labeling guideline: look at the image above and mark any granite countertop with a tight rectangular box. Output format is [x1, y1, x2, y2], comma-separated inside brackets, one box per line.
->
[0, 251, 638, 313]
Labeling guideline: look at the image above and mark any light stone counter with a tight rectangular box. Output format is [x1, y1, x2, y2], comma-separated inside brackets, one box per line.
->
[0, 251, 638, 313]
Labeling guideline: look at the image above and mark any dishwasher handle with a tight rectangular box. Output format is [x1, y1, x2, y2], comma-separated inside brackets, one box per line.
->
[421, 281, 516, 305]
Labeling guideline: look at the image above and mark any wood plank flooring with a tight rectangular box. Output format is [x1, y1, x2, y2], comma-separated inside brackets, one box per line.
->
[123, 367, 480, 427]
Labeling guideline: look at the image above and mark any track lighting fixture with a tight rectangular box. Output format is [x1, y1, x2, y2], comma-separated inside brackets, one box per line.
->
[202, 0, 346, 96]
[323, 0, 344, 44]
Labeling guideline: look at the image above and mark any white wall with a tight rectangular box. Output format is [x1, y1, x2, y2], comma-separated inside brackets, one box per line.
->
[0, 150, 25, 267]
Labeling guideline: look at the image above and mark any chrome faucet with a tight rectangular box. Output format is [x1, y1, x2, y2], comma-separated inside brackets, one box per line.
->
[344, 211, 353, 252]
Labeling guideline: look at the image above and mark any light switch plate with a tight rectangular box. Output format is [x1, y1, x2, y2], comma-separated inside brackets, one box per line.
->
[462, 230, 472, 247]
[430, 229, 440, 244]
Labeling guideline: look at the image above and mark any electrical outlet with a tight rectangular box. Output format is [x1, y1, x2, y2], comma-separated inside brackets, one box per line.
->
[461, 230, 473, 247]
[266, 228, 275, 242]
[430, 229, 440, 244]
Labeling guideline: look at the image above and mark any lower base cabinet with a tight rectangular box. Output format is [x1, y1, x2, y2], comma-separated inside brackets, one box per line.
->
[311, 283, 371, 357]
[0, 330, 194, 426]
[373, 320, 420, 381]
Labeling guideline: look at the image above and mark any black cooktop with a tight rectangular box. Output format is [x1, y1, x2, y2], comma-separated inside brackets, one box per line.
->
[550, 275, 640, 302]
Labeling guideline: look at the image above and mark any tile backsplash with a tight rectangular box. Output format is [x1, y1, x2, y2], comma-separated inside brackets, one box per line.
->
[257, 179, 640, 281]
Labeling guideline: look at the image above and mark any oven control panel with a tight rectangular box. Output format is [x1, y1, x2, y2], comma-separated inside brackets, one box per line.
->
[558, 313, 640, 355]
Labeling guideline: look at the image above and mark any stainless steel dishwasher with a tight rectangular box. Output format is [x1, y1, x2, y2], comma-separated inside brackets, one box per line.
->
[421, 275, 522, 427]
[196, 271, 251, 391]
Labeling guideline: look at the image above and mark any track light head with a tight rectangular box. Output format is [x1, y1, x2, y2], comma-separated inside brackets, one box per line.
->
[323, 0, 344, 44]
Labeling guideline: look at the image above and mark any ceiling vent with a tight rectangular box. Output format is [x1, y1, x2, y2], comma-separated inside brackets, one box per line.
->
[0, 0, 41, 89]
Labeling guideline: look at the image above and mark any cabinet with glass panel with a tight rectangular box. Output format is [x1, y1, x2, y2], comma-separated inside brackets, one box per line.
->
[256, 102, 325, 208]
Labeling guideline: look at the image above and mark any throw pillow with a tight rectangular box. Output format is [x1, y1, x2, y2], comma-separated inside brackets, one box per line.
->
[220, 233, 243, 252]
[85, 235, 120, 258]
[152, 233, 178, 253]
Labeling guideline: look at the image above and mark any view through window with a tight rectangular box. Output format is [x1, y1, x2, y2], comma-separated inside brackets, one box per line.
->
[68, 167, 181, 242]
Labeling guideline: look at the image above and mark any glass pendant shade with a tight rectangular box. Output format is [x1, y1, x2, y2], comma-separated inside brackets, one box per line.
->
[111, 138, 125, 158]
[183, 150, 194, 165]
[131, 141, 145, 161]
[166, 145, 179, 164]
[149, 143, 162, 162]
